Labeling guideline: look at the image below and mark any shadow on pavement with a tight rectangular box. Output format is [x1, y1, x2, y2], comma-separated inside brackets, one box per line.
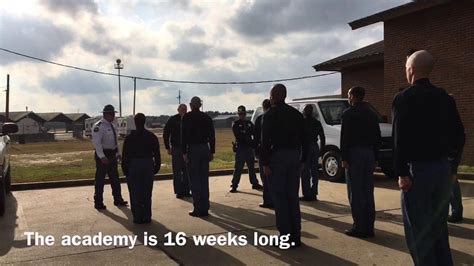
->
[0, 194, 29, 257]
[102, 207, 245, 265]
[209, 201, 357, 265]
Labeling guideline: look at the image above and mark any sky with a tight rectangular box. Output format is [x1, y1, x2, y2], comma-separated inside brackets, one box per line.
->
[0, 0, 410, 116]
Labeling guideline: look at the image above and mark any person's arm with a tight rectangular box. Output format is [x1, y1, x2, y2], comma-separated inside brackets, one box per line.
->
[181, 115, 189, 156]
[163, 117, 172, 150]
[340, 112, 349, 163]
[121, 136, 130, 176]
[232, 121, 242, 143]
[392, 94, 410, 177]
[261, 113, 272, 166]
[209, 116, 216, 154]
[91, 124, 106, 159]
[300, 114, 309, 163]
[447, 96, 465, 175]
[254, 116, 262, 153]
[152, 134, 161, 174]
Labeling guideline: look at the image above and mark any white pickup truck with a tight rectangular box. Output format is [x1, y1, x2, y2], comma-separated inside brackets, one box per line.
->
[0, 123, 19, 216]
[251, 96, 393, 182]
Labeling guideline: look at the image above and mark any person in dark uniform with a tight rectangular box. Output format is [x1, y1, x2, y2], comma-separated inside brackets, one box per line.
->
[182, 96, 216, 217]
[300, 104, 325, 201]
[261, 84, 307, 247]
[230, 105, 263, 193]
[164, 104, 191, 199]
[121, 113, 161, 224]
[254, 99, 273, 208]
[448, 126, 465, 223]
[91, 104, 128, 210]
[394, 50, 464, 266]
[341, 86, 381, 238]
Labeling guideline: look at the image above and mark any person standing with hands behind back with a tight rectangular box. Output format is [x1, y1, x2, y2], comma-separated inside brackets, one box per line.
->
[122, 113, 161, 224]
[341, 86, 381, 238]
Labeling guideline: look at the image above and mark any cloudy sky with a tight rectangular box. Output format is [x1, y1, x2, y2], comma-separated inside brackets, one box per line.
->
[0, 0, 410, 116]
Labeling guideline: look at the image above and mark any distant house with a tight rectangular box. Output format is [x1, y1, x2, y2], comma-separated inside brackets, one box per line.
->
[0, 112, 46, 134]
[64, 113, 90, 131]
[313, 0, 474, 164]
[36, 112, 73, 132]
[213, 114, 237, 128]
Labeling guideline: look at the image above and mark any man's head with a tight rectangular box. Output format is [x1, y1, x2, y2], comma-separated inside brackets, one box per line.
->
[270, 83, 287, 105]
[177, 104, 187, 116]
[262, 99, 271, 112]
[303, 104, 313, 118]
[237, 105, 246, 120]
[190, 96, 202, 110]
[405, 50, 434, 84]
[134, 113, 146, 130]
[102, 104, 116, 122]
[348, 86, 365, 106]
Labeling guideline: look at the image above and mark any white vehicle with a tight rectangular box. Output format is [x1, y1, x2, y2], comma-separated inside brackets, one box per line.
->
[84, 116, 101, 137]
[117, 116, 135, 138]
[251, 96, 393, 182]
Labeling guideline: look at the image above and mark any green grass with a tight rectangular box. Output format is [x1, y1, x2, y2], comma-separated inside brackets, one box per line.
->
[458, 165, 474, 174]
[10, 129, 237, 183]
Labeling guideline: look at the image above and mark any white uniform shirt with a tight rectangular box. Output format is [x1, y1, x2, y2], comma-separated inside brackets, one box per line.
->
[91, 118, 120, 159]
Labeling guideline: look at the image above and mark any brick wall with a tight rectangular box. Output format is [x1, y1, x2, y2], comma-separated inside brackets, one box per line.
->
[384, 1, 474, 165]
[341, 62, 385, 115]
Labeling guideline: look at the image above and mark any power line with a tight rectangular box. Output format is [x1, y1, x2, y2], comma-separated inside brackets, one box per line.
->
[0, 47, 337, 85]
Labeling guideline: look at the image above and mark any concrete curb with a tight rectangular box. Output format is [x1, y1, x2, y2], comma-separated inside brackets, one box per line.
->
[11, 169, 474, 191]
[11, 169, 244, 191]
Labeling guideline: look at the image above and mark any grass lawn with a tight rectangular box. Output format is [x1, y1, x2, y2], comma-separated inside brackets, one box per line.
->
[10, 129, 236, 183]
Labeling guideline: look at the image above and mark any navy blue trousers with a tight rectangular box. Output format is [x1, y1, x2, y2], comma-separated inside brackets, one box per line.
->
[301, 141, 320, 198]
[94, 151, 122, 205]
[127, 158, 154, 222]
[259, 159, 273, 205]
[231, 146, 259, 188]
[188, 144, 210, 214]
[450, 178, 463, 218]
[270, 149, 301, 243]
[172, 146, 190, 196]
[402, 159, 453, 266]
[345, 147, 375, 234]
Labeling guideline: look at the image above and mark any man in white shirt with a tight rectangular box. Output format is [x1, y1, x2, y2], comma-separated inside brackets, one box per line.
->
[92, 104, 128, 210]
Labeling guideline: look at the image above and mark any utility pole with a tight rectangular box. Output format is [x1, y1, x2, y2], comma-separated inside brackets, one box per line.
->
[177, 90, 181, 104]
[114, 58, 124, 117]
[5, 74, 10, 123]
[133, 77, 137, 116]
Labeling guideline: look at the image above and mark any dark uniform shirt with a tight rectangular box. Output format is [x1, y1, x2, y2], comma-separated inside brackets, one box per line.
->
[121, 129, 161, 175]
[163, 114, 183, 149]
[182, 110, 216, 154]
[304, 116, 326, 149]
[340, 101, 381, 162]
[232, 119, 255, 148]
[254, 114, 264, 155]
[261, 102, 307, 166]
[392, 78, 464, 176]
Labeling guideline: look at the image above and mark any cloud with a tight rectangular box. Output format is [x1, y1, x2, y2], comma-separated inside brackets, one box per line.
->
[168, 40, 211, 63]
[229, 0, 409, 41]
[42, 70, 115, 95]
[41, 0, 98, 16]
[0, 15, 74, 65]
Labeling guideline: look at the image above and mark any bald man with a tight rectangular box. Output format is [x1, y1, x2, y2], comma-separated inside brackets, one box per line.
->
[393, 50, 464, 266]
[261, 84, 307, 247]
[163, 104, 191, 198]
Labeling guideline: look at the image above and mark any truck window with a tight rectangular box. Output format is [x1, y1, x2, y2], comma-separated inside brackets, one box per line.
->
[288, 104, 300, 111]
[318, 101, 350, 125]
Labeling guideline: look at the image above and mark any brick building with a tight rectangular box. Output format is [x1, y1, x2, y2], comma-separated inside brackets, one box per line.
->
[314, 0, 474, 165]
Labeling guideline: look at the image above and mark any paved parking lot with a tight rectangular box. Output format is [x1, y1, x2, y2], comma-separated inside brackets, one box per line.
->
[1, 175, 473, 265]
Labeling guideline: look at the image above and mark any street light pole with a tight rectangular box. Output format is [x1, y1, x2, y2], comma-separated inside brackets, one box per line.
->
[114, 58, 124, 117]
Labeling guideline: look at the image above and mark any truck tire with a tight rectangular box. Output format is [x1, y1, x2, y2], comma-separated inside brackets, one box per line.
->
[0, 180, 5, 217]
[322, 151, 345, 182]
[5, 167, 11, 193]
